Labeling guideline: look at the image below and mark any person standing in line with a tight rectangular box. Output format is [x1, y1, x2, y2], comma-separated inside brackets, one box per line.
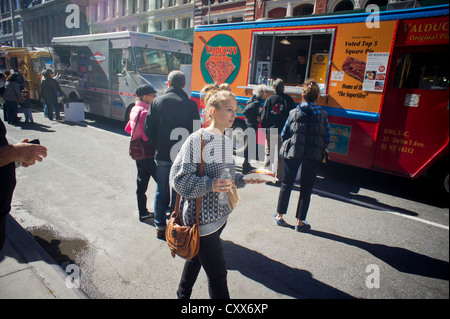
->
[125, 84, 158, 221]
[170, 89, 263, 299]
[20, 90, 33, 124]
[274, 79, 330, 232]
[3, 73, 23, 125]
[144, 70, 200, 239]
[0, 118, 48, 250]
[40, 70, 64, 120]
[242, 84, 268, 173]
[260, 79, 295, 181]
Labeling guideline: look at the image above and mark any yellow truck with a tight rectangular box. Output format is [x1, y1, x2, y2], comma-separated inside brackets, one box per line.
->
[0, 46, 53, 103]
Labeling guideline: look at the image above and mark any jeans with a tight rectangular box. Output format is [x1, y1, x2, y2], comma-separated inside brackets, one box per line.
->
[177, 224, 229, 299]
[23, 107, 33, 123]
[276, 158, 320, 221]
[136, 158, 157, 216]
[154, 160, 176, 230]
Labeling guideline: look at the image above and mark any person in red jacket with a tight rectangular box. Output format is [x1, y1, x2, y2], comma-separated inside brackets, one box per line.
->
[125, 84, 157, 221]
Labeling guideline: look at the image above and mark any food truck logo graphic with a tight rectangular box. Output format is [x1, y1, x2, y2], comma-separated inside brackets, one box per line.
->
[201, 34, 241, 85]
[91, 51, 106, 65]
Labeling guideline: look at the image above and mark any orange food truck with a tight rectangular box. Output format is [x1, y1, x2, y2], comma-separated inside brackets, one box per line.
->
[190, 4, 449, 194]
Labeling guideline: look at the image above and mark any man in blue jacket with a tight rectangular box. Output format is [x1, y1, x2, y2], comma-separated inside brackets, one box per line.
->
[144, 71, 200, 239]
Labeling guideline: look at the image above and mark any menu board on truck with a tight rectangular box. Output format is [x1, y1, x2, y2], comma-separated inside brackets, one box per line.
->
[362, 52, 390, 92]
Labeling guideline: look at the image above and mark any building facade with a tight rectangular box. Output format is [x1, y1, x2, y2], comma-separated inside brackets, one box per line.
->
[1, 0, 395, 47]
[0, 0, 26, 46]
[19, 0, 89, 47]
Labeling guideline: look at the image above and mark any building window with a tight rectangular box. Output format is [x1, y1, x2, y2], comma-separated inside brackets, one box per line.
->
[293, 4, 314, 17]
[334, 0, 354, 12]
[268, 8, 287, 19]
[181, 17, 190, 28]
[141, 22, 148, 32]
[154, 21, 162, 31]
[103, 1, 108, 20]
[167, 19, 175, 30]
[112, 0, 116, 17]
[93, 2, 99, 21]
[122, 0, 126, 15]
[155, 0, 163, 9]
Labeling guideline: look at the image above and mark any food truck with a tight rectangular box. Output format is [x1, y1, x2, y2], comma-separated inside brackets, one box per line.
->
[190, 4, 449, 194]
[0, 46, 53, 102]
[51, 32, 192, 123]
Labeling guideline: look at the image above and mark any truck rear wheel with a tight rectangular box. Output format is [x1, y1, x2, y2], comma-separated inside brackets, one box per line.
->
[443, 172, 449, 194]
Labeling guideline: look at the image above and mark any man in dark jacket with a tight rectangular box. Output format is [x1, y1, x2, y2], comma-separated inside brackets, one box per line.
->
[40, 70, 64, 120]
[144, 70, 200, 239]
[0, 118, 47, 250]
[260, 79, 295, 180]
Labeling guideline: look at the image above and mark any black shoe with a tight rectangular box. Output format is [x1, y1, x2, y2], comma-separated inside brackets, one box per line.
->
[139, 211, 154, 221]
[156, 229, 166, 240]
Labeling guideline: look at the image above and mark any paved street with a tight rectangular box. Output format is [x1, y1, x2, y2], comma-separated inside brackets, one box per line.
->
[2, 110, 449, 299]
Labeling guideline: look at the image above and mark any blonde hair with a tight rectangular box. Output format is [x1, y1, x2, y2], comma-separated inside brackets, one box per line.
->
[302, 79, 320, 102]
[204, 90, 237, 120]
[200, 84, 218, 104]
[218, 83, 231, 91]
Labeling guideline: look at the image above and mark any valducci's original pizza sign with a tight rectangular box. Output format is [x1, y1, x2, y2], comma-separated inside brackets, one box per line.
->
[201, 34, 241, 85]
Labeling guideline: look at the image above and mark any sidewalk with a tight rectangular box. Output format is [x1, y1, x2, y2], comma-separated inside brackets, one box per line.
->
[0, 215, 88, 299]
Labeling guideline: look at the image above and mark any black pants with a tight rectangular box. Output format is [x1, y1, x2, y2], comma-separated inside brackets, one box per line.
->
[177, 224, 229, 299]
[243, 125, 259, 166]
[0, 214, 7, 251]
[136, 158, 157, 216]
[276, 158, 320, 221]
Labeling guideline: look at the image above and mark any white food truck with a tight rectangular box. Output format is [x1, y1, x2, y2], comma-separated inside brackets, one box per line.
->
[51, 31, 192, 122]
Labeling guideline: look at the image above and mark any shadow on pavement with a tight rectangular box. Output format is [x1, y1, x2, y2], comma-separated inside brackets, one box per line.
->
[307, 229, 449, 281]
[222, 240, 354, 299]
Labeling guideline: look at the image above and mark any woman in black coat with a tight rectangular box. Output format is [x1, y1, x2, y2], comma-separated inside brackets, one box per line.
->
[242, 85, 268, 173]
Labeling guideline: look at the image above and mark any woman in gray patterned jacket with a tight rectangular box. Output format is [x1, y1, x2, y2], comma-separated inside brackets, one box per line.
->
[170, 89, 263, 299]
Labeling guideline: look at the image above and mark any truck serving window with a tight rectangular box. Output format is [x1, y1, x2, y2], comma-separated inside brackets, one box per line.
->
[393, 51, 449, 90]
[134, 47, 191, 75]
[250, 30, 333, 89]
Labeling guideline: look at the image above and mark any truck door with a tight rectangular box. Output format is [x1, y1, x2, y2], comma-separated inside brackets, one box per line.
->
[373, 45, 449, 177]
[109, 48, 136, 121]
[84, 44, 110, 118]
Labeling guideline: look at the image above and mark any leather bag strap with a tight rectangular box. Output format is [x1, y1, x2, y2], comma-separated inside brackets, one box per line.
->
[174, 132, 204, 226]
[130, 108, 143, 140]
[195, 134, 205, 226]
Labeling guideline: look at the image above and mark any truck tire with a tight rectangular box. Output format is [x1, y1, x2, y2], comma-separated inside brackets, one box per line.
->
[442, 171, 449, 194]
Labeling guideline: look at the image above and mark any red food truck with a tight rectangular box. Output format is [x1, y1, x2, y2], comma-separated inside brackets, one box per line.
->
[190, 4, 449, 194]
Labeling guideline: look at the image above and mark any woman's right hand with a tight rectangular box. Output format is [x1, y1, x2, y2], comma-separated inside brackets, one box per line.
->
[213, 178, 233, 193]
